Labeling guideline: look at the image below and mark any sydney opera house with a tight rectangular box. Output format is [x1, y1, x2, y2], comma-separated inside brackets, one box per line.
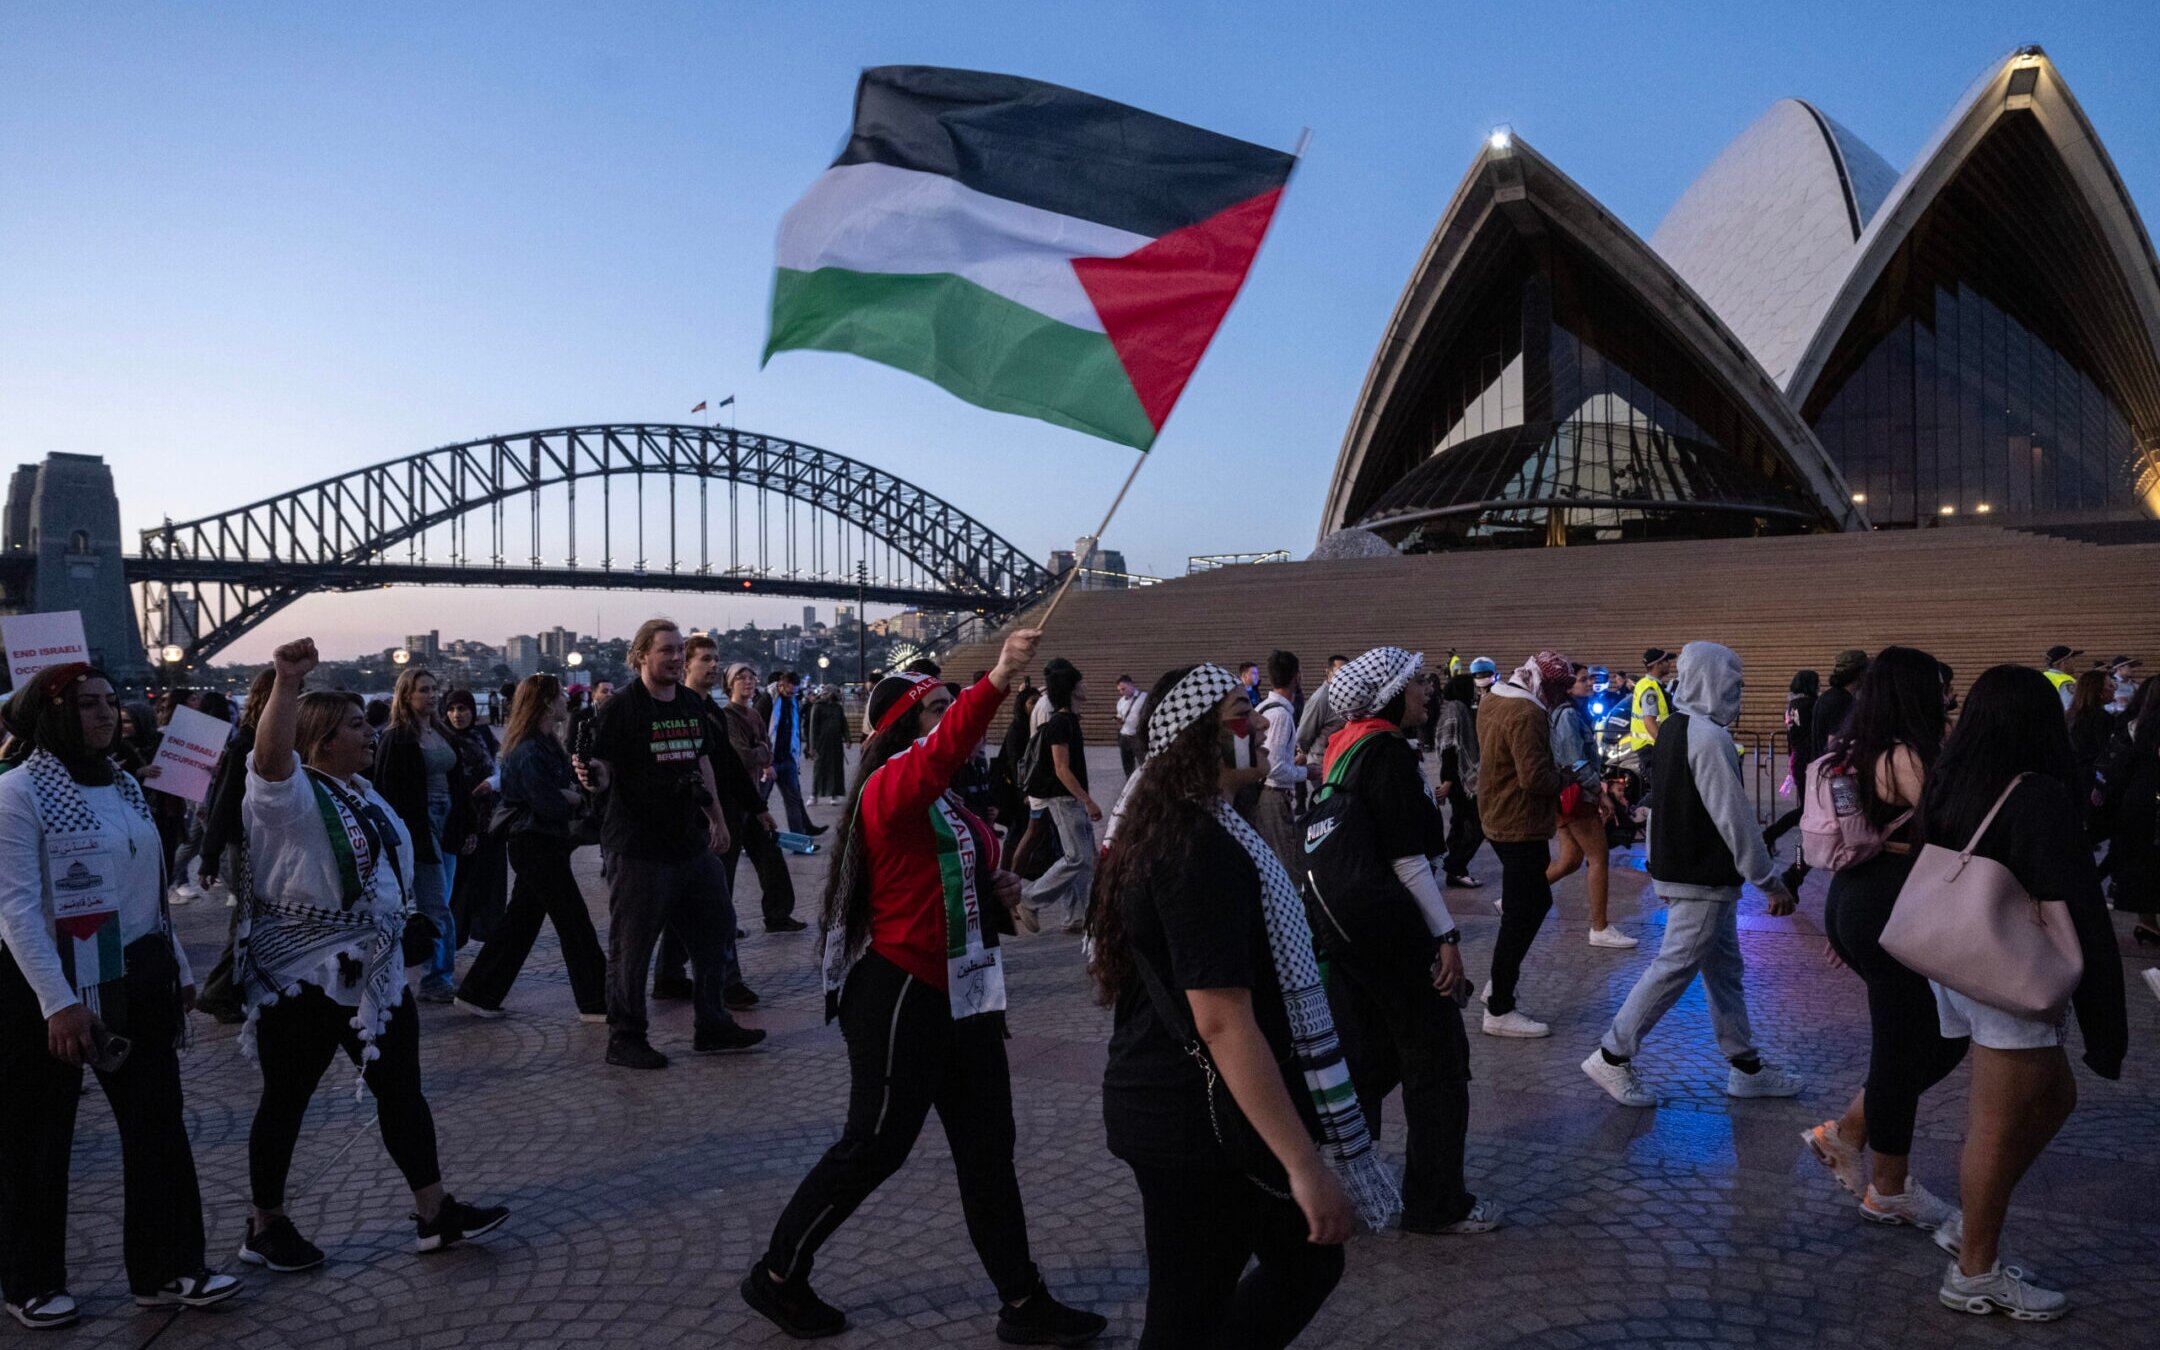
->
[1322, 46, 2160, 551]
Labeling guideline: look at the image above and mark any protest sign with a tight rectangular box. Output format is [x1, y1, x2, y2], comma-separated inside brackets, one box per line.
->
[146, 704, 229, 803]
[3, 611, 90, 686]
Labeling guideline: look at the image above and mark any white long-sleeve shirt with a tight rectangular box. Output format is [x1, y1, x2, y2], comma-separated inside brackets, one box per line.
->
[0, 766, 191, 1018]
[1391, 854, 1458, 939]
[1256, 692, 1305, 791]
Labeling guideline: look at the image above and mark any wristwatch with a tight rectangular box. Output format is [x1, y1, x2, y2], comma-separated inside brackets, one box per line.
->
[1434, 928, 1461, 946]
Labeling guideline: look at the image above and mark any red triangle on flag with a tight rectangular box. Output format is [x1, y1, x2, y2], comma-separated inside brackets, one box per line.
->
[1071, 187, 1284, 435]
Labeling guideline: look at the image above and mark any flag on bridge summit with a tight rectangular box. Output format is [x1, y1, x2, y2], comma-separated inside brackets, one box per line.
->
[691, 400, 707, 413]
[765, 66, 1297, 450]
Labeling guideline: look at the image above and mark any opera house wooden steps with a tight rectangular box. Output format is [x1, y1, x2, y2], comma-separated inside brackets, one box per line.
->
[943, 525, 2160, 745]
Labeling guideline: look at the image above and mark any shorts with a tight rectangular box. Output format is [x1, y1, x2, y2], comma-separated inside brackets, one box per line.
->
[1932, 981, 2065, 1051]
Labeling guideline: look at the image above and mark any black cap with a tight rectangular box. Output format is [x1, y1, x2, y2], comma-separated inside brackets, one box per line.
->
[2047, 645, 2080, 664]
[1642, 647, 1672, 666]
[2106, 654, 2141, 669]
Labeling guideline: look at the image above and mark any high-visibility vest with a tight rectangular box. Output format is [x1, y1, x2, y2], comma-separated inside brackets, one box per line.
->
[1624, 678, 1669, 751]
[2043, 668, 2076, 706]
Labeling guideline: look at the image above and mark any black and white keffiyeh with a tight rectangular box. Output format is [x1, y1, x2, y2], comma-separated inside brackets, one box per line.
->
[1139, 663, 1401, 1230]
[1328, 646, 1424, 720]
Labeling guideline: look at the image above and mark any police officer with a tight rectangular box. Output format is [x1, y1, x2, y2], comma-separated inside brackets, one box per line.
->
[1626, 648, 1677, 752]
[2042, 645, 2081, 710]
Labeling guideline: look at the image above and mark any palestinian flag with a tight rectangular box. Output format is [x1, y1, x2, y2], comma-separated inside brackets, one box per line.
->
[766, 66, 1296, 450]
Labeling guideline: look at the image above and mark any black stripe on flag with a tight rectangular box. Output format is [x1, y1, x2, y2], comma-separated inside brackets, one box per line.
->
[834, 65, 1294, 240]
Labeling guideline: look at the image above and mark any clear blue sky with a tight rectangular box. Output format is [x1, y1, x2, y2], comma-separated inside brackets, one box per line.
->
[6, 2, 2156, 660]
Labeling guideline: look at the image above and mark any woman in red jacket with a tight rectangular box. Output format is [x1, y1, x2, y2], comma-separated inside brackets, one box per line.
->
[743, 627, 1104, 1347]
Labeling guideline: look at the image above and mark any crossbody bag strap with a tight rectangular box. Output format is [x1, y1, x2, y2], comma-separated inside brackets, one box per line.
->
[1958, 772, 2030, 859]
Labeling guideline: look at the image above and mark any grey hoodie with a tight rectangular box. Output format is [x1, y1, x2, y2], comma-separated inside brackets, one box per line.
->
[1654, 641, 1779, 902]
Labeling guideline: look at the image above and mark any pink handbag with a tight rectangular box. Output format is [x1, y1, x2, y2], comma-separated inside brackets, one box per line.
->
[1880, 773, 2083, 1018]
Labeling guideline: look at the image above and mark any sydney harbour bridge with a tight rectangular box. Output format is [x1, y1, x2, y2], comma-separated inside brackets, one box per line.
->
[0, 423, 1053, 675]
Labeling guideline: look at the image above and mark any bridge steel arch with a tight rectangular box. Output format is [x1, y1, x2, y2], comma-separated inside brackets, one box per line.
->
[131, 423, 1053, 662]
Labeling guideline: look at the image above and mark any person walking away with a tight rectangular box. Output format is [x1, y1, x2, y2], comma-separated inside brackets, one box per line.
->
[992, 686, 1042, 844]
[1308, 648, 1497, 1236]
[2095, 678, 2159, 951]
[1582, 642, 1804, 1106]
[236, 639, 508, 1274]
[454, 675, 609, 1021]
[1113, 675, 1144, 777]
[764, 671, 824, 836]
[370, 667, 474, 1002]
[2065, 669, 2116, 824]
[809, 689, 849, 803]
[0, 663, 239, 1327]
[1475, 652, 1573, 1037]
[1019, 658, 1100, 935]
[575, 620, 765, 1068]
[1433, 674, 1486, 888]
[1250, 651, 1314, 875]
[1547, 664, 1630, 948]
[1915, 665, 2125, 1320]
[1763, 670, 1821, 894]
[442, 689, 508, 951]
[1798, 648, 1965, 1235]
[1092, 664, 1395, 1348]
[744, 629, 1107, 1345]
[195, 669, 277, 1023]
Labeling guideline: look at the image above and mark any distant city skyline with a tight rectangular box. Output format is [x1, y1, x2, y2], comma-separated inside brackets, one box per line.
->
[6, 3, 2156, 661]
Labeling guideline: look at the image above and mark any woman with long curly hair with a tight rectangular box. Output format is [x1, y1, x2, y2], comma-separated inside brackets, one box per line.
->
[1091, 664, 1398, 1350]
[743, 627, 1105, 1346]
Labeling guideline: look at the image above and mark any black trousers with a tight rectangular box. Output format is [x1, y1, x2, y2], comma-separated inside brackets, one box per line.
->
[1117, 733, 1139, 777]
[1326, 950, 1475, 1227]
[659, 818, 796, 984]
[1824, 850, 1969, 1156]
[763, 953, 1037, 1301]
[459, 833, 609, 1014]
[606, 850, 740, 1041]
[249, 986, 441, 1208]
[0, 941, 206, 1301]
[1127, 1161, 1343, 1350]
[1485, 838, 1554, 1017]
[1443, 792, 1484, 877]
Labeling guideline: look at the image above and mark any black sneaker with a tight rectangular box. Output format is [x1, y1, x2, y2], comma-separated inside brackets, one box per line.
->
[996, 1281, 1107, 1346]
[239, 1215, 326, 1272]
[741, 1259, 846, 1339]
[804, 824, 829, 838]
[652, 975, 694, 1001]
[133, 1269, 243, 1309]
[694, 1024, 768, 1054]
[723, 982, 760, 1010]
[607, 1037, 669, 1070]
[765, 916, 809, 933]
[415, 1195, 510, 1254]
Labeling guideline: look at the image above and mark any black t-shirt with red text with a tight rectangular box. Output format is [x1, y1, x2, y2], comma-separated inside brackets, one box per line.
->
[589, 678, 719, 862]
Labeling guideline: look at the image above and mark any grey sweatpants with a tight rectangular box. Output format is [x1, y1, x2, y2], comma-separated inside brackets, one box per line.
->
[1599, 896, 1756, 1062]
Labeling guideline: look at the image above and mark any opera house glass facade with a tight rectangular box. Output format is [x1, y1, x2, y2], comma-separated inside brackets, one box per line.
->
[1324, 47, 2160, 549]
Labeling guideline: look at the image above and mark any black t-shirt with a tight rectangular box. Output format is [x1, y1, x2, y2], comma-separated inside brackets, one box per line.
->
[1036, 709, 1088, 798]
[1338, 731, 1448, 859]
[588, 679, 719, 862]
[1102, 819, 1307, 1168]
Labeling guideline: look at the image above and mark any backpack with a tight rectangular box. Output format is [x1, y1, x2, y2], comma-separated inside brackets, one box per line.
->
[1799, 755, 1911, 871]
[1019, 716, 1061, 798]
[1296, 733, 1432, 973]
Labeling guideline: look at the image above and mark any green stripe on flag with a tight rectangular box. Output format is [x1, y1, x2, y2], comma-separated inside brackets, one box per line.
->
[766, 266, 1158, 450]
[96, 913, 123, 979]
[930, 807, 970, 959]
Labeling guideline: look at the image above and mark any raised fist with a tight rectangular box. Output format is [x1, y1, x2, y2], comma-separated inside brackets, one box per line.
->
[273, 638, 319, 681]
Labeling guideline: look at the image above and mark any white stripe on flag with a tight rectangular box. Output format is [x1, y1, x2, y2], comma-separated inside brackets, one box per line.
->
[775, 162, 1151, 334]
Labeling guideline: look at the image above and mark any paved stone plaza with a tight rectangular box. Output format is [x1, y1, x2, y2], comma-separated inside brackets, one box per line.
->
[51, 749, 2160, 1349]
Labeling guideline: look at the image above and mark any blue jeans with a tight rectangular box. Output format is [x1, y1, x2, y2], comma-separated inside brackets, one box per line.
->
[414, 794, 458, 984]
[1022, 797, 1095, 927]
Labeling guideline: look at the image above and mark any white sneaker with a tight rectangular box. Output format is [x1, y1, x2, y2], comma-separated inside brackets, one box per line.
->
[1725, 1063, 1803, 1098]
[1479, 979, 1492, 1004]
[1434, 1198, 1505, 1234]
[1588, 926, 1638, 949]
[1492, 897, 1505, 914]
[1581, 1048, 1656, 1107]
[225, 894, 239, 908]
[453, 998, 504, 1020]
[1861, 1180, 1956, 1231]
[5, 1291, 78, 1329]
[1481, 1009, 1550, 1039]
[1801, 1120, 1869, 1198]
[2144, 966, 2160, 1004]
[1939, 1260, 2066, 1321]
[172, 881, 204, 901]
